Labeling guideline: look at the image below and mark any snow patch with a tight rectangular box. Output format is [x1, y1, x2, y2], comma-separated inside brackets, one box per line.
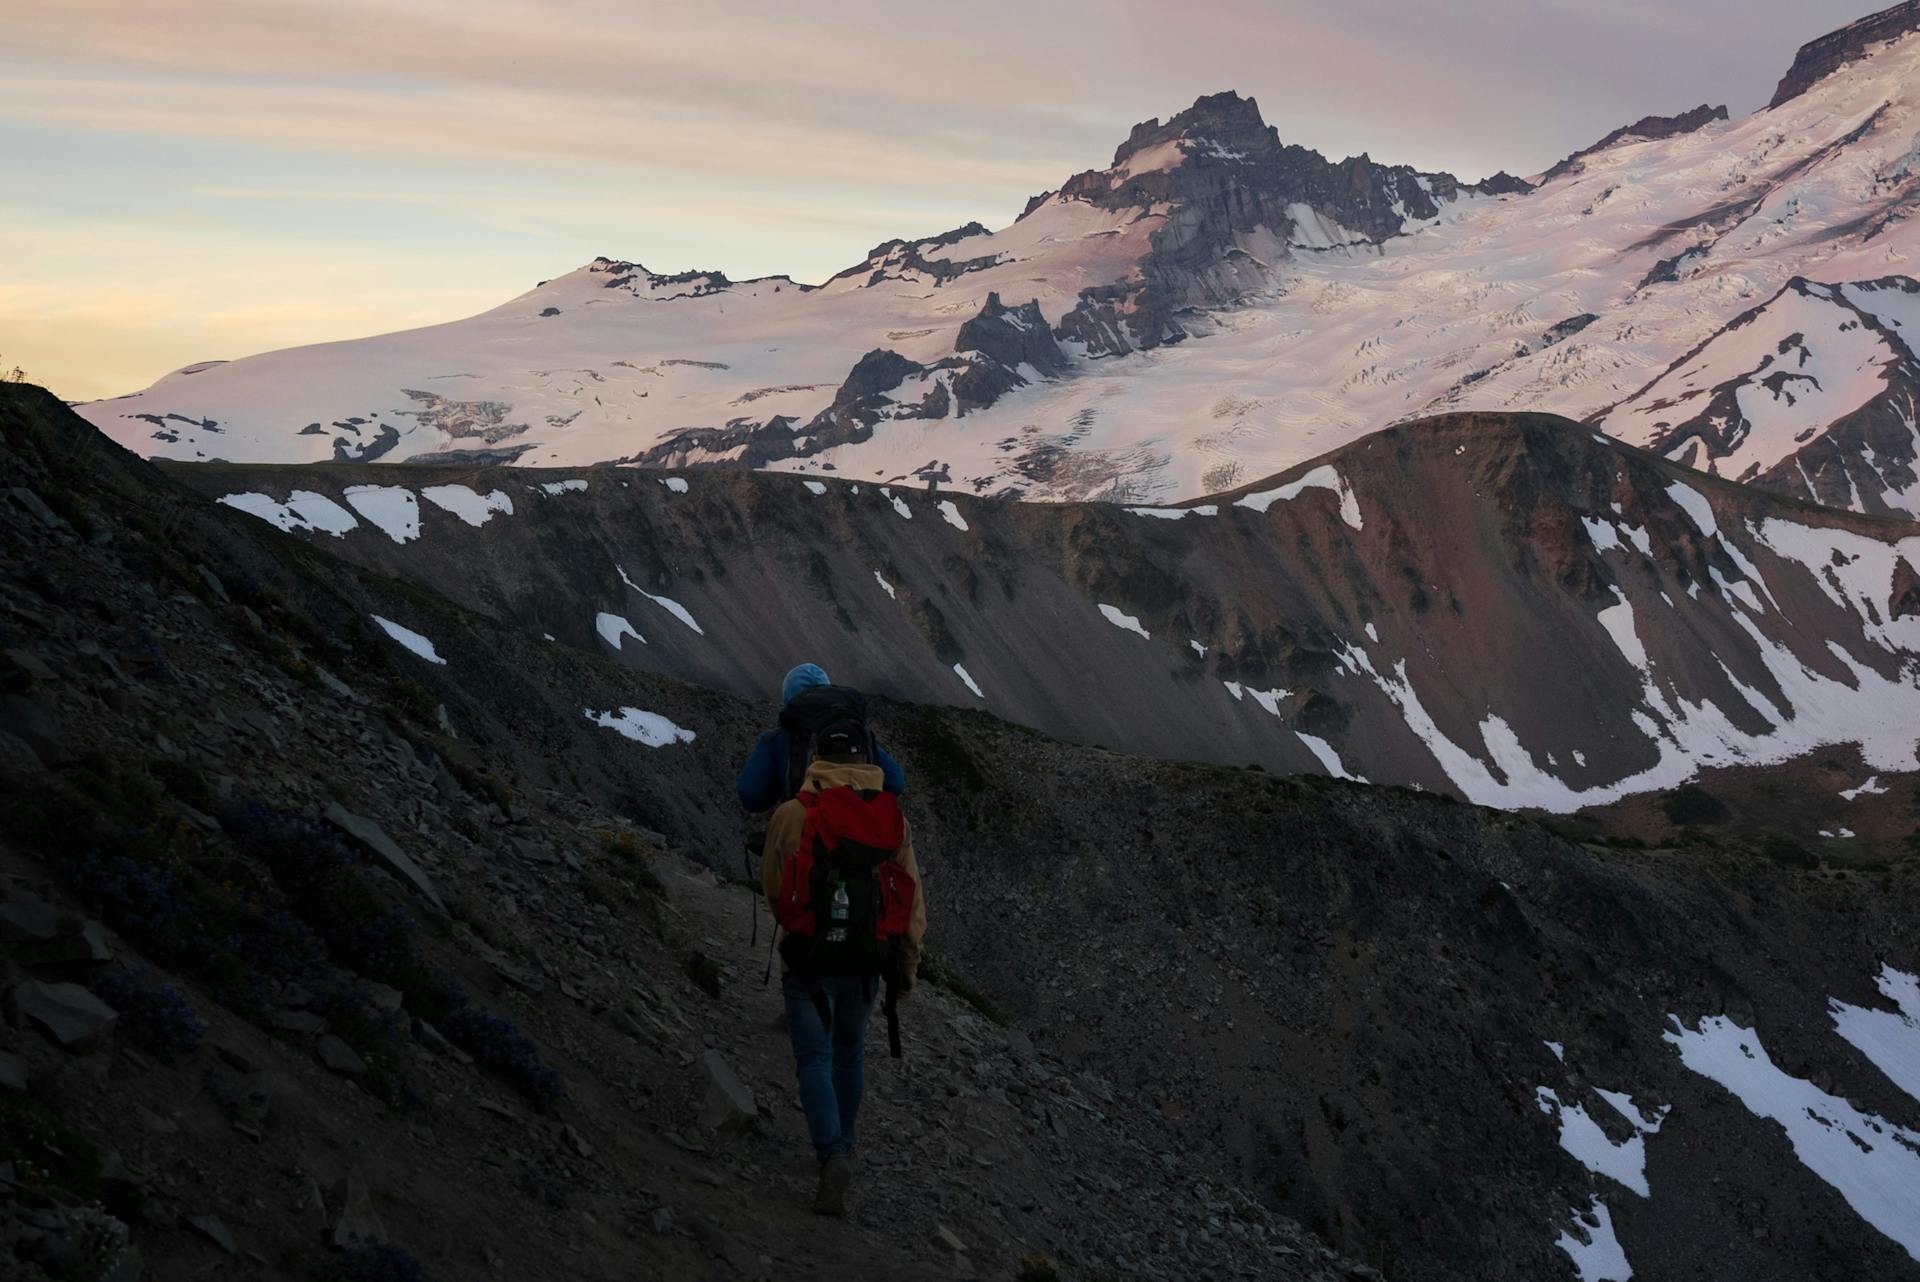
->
[539, 479, 589, 496]
[343, 485, 421, 543]
[371, 616, 446, 665]
[420, 484, 513, 527]
[1127, 504, 1219, 519]
[1555, 1199, 1632, 1282]
[1831, 967, 1920, 1106]
[659, 476, 689, 493]
[1665, 1014, 1920, 1259]
[1245, 687, 1290, 717]
[595, 612, 645, 650]
[617, 565, 704, 635]
[873, 570, 897, 600]
[1583, 517, 1623, 553]
[938, 500, 969, 531]
[1296, 732, 1365, 782]
[1596, 587, 1648, 671]
[1534, 1086, 1661, 1197]
[584, 706, 694, 747]
[1841, 776, 1888, 799]
[218, 490, 359, 538]
[1234, 465, 1363, 529]
[803, 480, 828, 495]
[1098, 604, 1150, 639]
[953, 663, 984, 698]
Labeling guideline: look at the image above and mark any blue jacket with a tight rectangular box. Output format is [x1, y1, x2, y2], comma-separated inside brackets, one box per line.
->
[736, 728, 905, 812]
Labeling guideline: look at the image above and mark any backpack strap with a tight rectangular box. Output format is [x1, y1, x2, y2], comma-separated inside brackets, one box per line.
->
[783, 730, 811, 803]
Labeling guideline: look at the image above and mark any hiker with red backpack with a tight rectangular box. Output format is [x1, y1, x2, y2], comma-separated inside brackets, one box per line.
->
[759, 704, 925, 1217]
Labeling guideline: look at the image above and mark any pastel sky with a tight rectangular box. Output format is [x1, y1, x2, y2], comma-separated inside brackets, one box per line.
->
[2, 0, 1881, 402]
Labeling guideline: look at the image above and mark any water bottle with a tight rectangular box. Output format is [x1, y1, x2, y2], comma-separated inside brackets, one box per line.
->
[826, 881, 849, 944]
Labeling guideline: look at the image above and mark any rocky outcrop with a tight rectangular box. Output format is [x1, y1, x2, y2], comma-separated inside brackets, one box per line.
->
[1768, 0, 1920, 107]
[1041, 91, 1535, 354]
[955, 293, 1068, 378]
[825, 222, 998, 288]
[1542, 103, 1729, 182]
[637, 294, 1070, 468]
[1594, 274, 1920, 516]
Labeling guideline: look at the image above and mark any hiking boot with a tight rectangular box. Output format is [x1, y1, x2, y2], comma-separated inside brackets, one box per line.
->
[812, 1153, 853, 1217]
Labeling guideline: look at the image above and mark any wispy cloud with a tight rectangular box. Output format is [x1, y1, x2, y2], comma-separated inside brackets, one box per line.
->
[194, 186, 437, 203]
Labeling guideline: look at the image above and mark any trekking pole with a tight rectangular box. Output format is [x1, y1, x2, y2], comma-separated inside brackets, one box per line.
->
[742, 835, 760, 949]
[883, 975, 903, 1060]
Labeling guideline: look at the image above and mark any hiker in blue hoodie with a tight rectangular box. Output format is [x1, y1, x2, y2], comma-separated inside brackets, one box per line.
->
[736, 663, 905, 812]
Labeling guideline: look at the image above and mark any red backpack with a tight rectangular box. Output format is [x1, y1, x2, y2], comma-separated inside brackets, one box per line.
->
[774, 784, 916, 976]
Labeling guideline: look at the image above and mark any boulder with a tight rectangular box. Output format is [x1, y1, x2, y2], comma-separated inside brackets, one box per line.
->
[7, 486, 67, 530]
[331, 1176, 388, 1249]
[0, 888, 61, 943]
[11, 980, 117, 1052]
[193, 564, 230, 603]
[0, 694, 66, 765]
[18, 917, 114, 965]
[323, 802, 446, 913]
[271, 1009, 328, 1035]
[697, 1048, 756, 1132]
[206, 1030, 264, 1073]
[186, 1214, 237, 1254]
[413, 1017, 470, 1062]
[4, 648, 59, 682]
[317, 1034, 366, 1075]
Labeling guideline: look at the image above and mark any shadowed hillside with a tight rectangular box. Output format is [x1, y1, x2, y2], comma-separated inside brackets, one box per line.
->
[2, 383, 1916, 1282]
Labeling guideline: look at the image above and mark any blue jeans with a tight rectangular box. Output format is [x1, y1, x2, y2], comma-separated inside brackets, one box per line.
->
[782, 972, 875, 1163]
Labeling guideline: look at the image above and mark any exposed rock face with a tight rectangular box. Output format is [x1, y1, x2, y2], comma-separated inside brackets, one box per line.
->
[697, 1049, 757, 1132]
[11, 980, 118, 1052]
[955, 293, 1068, 379]
[184, 409, 1920, 831]
[636, 293, 1069, 468]
[1542, 103, 1730, 182]
[1047, 91, 1533, 354]
[1595, 275, 1920, 517]
[1769, 0, 1920, 107]
[826, 222, 997, 288]
[586, 257, 737, 299]
[323, 801, 447, 913]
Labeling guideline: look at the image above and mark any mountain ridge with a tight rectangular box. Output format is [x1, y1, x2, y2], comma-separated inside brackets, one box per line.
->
[169, 408, 1920, 832]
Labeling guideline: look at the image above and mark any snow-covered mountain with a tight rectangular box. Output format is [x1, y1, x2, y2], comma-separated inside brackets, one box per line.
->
[1596, 276, 1920, 518]
[81, 4, 1920, 516]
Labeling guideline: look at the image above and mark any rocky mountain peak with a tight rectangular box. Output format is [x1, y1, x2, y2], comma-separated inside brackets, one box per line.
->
[1110, 90, 1276, 167]
[1768, 0, 1920, 108]
[1542, 103, 1729, 182]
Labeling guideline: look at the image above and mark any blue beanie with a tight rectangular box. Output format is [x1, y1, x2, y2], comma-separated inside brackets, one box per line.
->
[782, 663, 830, 705]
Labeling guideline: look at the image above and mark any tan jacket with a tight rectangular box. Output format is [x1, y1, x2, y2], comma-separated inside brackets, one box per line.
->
[760, 760, 927, 981]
